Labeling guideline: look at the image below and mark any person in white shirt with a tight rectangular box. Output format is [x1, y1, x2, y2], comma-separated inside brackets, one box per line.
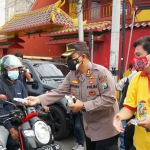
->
[116, 63, 137, 92]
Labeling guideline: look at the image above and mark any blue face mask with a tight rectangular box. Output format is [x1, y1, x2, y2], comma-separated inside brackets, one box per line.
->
[8, 71, 19, 80]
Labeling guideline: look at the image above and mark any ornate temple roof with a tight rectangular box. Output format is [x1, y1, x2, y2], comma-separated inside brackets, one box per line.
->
[0, 1, 74, 35]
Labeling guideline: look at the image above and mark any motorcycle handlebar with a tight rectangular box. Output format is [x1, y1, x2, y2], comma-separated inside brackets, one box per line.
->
[0, 110, 39, 123]
[0, 114, 10, 118]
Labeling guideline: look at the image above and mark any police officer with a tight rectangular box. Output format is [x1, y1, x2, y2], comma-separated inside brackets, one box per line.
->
[26, 41, 119, 150]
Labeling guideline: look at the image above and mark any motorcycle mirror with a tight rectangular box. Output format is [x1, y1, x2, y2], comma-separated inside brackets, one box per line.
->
[0, 94, 7, 104]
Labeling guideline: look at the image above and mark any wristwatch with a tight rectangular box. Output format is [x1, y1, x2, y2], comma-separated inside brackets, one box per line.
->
[81, 104, 86, 112]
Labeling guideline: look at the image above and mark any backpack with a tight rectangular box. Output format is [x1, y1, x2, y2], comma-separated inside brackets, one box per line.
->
[119, 78, 129, 109]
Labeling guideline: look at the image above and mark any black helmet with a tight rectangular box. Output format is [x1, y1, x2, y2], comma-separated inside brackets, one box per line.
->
[0, 55, 22, 77]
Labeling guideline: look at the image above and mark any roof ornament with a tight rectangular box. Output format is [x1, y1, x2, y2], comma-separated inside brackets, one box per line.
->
[56, 0, 66, 11]
[10, 13, 16, 19]
[49, 0, 66, 22]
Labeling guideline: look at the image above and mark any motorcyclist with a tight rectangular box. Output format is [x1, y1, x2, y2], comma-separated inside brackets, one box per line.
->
[0, 55, 28, 149]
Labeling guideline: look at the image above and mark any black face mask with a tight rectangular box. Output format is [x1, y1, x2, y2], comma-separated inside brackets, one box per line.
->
[67, 56, 80, 70]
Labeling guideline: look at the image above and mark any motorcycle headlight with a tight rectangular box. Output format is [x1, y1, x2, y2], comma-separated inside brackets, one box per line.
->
[34, 121, 50, 144]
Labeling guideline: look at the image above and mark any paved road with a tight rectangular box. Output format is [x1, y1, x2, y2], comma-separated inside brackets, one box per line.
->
[55, 131, 77, 150]
[55, 131, 120, 150]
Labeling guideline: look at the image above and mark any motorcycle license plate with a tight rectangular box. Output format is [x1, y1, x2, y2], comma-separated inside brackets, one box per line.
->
[37, 144, 61, 150]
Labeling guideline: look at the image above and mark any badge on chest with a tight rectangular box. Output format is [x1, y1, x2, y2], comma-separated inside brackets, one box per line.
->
[88, 90, 96, 95]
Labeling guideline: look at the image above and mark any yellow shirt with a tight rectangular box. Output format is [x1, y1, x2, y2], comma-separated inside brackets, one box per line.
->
[124, 71, 150, 150]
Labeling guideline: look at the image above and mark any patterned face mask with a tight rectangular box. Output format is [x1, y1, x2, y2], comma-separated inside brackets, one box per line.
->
[132, 55, 150, 71]
[67, 55, 81, 70]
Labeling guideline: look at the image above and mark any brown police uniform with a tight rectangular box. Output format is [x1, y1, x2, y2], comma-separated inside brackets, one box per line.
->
[38, 61, 119, 141]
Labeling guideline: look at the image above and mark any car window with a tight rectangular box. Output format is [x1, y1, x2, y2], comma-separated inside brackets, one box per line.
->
[32, 63, 69, 84]
[54, 64, 69, 76]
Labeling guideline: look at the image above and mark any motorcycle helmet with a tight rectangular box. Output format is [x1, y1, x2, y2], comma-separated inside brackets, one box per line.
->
[0, 55, 22, 78]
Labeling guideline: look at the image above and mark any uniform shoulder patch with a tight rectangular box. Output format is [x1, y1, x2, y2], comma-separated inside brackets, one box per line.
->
[99, 76, 108, 89]
[99, 76, 107, 83]
[102, 83, 108, 89]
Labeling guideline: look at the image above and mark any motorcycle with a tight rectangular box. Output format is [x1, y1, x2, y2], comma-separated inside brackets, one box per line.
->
[0, 94, 62, 150]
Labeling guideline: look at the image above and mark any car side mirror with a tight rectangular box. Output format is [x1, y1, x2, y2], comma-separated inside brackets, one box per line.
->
[32, 80, 38, 89]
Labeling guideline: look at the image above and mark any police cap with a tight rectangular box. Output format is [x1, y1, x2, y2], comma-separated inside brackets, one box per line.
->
[61, 41, 89, 58]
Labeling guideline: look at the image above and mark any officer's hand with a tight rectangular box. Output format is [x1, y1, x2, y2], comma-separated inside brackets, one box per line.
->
[26, 96, 41, 106]
[10, 128, 18, 139]
[45, 90, 50, 94]
[68, 100, 83, 112]
[113, 114, 124, 133]
[138, 116, 150, 129]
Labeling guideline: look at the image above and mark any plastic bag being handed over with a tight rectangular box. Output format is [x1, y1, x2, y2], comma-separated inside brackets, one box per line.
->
[125, 119, 139, 127]
[65, 95, 76, 105]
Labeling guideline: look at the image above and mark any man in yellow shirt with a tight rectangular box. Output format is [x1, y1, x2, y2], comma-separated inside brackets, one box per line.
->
[113, 36, 150, 150]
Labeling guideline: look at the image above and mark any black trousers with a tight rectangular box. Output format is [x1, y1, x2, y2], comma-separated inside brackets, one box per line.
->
[86, 135, 119, 150]
[124, 124, 134, 150]
[125, 115, 135, 150]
